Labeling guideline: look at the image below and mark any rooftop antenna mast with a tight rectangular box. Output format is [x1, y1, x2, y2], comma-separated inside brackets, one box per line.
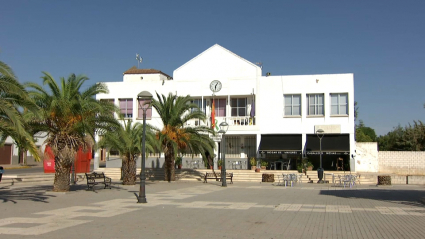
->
[136, 53, 143, 68]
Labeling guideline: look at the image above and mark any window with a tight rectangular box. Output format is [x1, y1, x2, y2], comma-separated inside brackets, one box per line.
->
[231, 98, 247, 116]
[100, 99, 115, 117]
[138, 99, 152, 119]
[284, 94, 301, 116]
[100, 99, 114, 104]
[191, 99, 206, 113]
[214, 99, 226, 117]
[307, 94, 324, 116]
[119, 99, 133, 118]
[330, 93, 348, 115]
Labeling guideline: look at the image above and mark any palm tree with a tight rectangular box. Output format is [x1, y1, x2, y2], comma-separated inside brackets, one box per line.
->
[151, 93, 215, 182]
[98, 119, 158, 185]
[0, 60, 40, 161]
[26, 72, 119, 191]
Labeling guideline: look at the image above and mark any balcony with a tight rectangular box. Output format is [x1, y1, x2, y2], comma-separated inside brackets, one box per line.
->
[184, 116, 256, 128]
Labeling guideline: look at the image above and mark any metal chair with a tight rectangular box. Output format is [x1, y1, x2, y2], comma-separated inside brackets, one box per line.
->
[342, 175, 356, 188]
[297, 174, 303, 184]
[232, 161, 242, 169]
[192, 160, 199, 169]
[283, 174, 294, 187]
[282, 159, 291, 170]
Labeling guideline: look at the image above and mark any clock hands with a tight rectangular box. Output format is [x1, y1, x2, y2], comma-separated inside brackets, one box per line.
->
[210, 81, 221, 92]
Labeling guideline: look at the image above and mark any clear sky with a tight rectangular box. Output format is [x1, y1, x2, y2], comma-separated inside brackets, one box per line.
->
[1, 1, 424, 136]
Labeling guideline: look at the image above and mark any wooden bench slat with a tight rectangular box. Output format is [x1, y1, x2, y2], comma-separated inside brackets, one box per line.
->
[203, 172, 233, 184]
[85, 172, 112, 191]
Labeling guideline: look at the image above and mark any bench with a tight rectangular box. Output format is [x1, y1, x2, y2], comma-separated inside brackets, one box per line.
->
[85, 172, 112, 191]
[203, 172, 233, 184]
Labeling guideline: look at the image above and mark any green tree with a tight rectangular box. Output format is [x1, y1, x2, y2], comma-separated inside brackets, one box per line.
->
[26, 72, 119, 191]
[151, 93, 215, 182]
[355, 120, 377, 142]
[377, 121, 425, 151]
[0, 60, 40, 161]
[354, 101, 359, 122]
[98, 119, 158, 185]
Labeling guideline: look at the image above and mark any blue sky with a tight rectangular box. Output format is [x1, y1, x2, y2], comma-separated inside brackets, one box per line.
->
[1, 1, 424, 136]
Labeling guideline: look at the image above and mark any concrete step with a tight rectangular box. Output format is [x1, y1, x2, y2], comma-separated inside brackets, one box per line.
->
[304, 172, 377, 185]
[100, 168, 303, 182]
[1, 174, 55, 185]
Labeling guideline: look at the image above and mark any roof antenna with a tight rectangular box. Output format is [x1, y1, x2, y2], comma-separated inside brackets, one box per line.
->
[136, 53, 143, 68]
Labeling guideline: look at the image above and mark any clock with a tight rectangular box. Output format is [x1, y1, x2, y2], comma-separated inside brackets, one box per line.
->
[209, 80, 222, 93]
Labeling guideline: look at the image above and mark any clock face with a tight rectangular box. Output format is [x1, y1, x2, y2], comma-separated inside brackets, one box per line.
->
[210, 80, 222, 92]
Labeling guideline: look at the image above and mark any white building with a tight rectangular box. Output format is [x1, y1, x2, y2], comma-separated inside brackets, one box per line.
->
[0, 134, 47, 165]
[96, 44, 355, 171]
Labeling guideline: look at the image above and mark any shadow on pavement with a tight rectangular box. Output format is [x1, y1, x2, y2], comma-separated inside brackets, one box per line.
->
[320, 188, 425, 207]
[0, 185, 56, 204]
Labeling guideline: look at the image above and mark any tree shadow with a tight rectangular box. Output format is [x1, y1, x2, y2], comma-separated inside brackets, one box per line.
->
[320, 188, 425, 207]
[0, 185, 56, 204]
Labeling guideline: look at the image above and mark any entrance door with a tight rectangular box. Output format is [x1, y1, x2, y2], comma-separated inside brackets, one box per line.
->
[0, 144, 12, 164]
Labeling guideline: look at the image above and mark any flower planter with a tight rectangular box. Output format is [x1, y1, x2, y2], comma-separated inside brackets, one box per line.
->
[255, 168, 261, 173]
[251, 166, 257, 170]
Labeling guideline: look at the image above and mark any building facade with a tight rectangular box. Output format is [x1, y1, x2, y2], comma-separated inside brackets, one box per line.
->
[95, 44, 355, 171]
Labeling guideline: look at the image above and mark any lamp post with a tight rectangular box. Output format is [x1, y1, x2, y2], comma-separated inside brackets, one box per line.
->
[137, 91, 153, 203]
[218, 122, 229, 187]
[316, 129, 325, 183]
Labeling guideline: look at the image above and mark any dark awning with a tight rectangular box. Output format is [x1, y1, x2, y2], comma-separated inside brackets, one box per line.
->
[306, 134, 350, 154]
[259, 134, 302, 154]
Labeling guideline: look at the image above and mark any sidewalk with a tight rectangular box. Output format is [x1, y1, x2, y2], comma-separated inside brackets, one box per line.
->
[0, 181, 424, 238]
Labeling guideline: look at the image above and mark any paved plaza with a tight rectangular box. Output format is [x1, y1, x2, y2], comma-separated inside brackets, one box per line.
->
[0, 181, 424, 239]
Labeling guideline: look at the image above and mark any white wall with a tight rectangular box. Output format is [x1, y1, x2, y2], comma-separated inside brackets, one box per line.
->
[258, 73, 355, 168]
[355, 142, 379, 172]
[174, 44, 261, 81]
[96, 44, 355, 169]
[258, 74, 354, 134]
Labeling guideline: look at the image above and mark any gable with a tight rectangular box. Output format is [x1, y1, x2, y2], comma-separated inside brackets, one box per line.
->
[173, 44, 261, 81]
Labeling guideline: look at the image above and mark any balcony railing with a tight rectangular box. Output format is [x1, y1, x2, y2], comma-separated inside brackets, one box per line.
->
[184, 116, 256, 128]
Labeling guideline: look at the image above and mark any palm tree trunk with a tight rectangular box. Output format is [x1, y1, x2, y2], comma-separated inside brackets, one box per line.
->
[53, 156, 71, 192]
[23, 150, 27, 165]
[164, 150, 175, 182]
[122, 155, 136, 185]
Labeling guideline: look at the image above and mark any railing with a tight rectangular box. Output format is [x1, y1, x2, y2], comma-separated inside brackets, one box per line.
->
[184, 117, 256, 128]
[227, 116, 256, 126]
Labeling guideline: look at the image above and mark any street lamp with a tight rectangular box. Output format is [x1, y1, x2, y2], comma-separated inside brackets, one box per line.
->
[316, 128, 325, 183]
[218, 122, 229, 187]
[137, 91, 153, 203]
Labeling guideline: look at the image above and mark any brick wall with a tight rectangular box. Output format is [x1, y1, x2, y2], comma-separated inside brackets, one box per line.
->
[378, 151, 425, 175]
[356, 142, 425, 175]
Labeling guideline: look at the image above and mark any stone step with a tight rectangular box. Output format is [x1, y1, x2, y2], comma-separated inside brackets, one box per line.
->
[1, 174, 55, 185]
[304, 173, 376, 185]
[99, 168, 302, 182]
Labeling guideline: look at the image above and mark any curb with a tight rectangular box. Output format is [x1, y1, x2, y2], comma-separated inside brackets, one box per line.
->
[420, 197, 425, 205]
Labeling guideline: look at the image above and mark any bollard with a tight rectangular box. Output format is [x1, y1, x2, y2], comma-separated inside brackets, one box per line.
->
[0, 166, 4, 182]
